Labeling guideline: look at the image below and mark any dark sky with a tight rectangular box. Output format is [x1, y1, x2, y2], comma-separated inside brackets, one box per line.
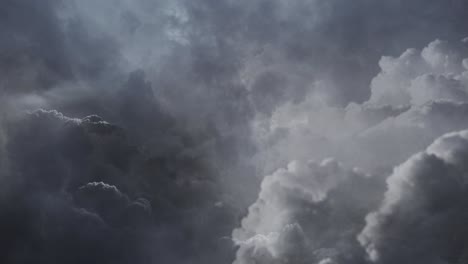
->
[1, 0, 468, 263]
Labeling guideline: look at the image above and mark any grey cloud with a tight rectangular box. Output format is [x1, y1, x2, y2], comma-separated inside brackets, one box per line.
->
[359, 130, 468, 264]
[233, 159, 384, 264]
[0, 0, 120, 93]
[1, 110, 240, 264]
[74, 182, 152, 227]
[2, 1, 468, 264]
[254, 38, 468, 173]
[368, 39, 468, 106]
[238, 37, 468, 264]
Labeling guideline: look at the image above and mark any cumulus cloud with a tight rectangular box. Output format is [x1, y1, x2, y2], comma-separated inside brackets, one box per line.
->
[233, 159, 384, 264]
[368, 39, 468, 106]
[2, 1, 468, 264]
[254, 38, 468, 173]
[237, 37, 468, 264]
[359, 130, 468, 264]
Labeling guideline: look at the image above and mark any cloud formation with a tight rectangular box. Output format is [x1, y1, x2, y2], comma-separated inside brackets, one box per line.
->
[359, 130, 468, 264]
[233, 159, 384, 264]
[255, 38, 468, 173]
[1, 110, 238, 264]
[235, 38, 468, 264]
[2, 1, 468, 264]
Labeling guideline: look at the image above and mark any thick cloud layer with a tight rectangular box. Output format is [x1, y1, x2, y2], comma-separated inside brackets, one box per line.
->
[1, 110, 150, 263]
[359, 130, 468, 264]
[235, 38, 468, 264]
[1, 110, 237, 264]
[255, 38, 468, 173]
[233, 159, 384, 264]
[2, 0, 468, 264]
[237, 129, 468, 264]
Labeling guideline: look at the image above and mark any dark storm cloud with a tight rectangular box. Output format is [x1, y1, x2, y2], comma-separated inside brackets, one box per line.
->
[0, 110, 148, 264]
[0, 0, 120, 93]
[173, 0, 468, 105]
[0, 0, 70, 91]
[2, 0, 468, 264]
[0, 0, 259, 207]
[1, 109, 239, 264]
[3, 0, 468, 110]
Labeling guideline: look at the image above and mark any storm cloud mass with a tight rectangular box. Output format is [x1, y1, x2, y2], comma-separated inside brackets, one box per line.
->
[2, 0, 468, 263]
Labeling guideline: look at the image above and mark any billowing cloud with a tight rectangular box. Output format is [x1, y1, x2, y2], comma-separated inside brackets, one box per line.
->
[2, 1, 468, 264]
[359, 130, 468, 264]
[236, 37, 468, 264]
[254, 38, 468, 173]
[1, 110, 238, 264]
[368, 39, 468, 106]
[233, 159, 384, 264]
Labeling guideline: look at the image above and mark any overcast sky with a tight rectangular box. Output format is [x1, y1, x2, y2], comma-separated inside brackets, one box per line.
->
[1, 1, 468, 263]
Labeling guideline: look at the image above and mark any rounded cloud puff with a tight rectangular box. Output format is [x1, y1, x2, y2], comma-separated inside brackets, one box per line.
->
[255, 38, 468, 173]
[369, 39, 468, 107]
[359, 130, 468, 264]
[233, 159, 383, 264]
